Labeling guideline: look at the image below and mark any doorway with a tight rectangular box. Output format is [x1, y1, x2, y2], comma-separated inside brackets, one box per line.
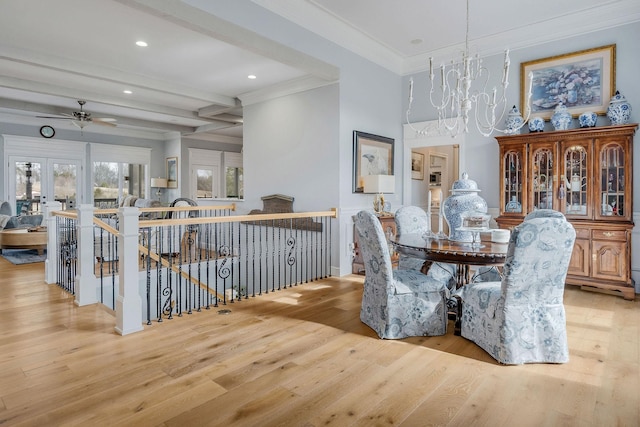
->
[403, 120, 466, 208]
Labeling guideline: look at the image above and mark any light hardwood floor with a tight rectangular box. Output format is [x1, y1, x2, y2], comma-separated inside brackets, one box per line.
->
[0, 257, 638, 426]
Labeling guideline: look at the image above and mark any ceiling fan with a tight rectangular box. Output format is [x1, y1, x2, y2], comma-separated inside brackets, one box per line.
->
[38, 100, 117, 129]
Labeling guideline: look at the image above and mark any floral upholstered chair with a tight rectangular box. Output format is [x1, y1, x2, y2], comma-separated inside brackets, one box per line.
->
[394, 205, 457, 290]
[458, 210, 576, 364]
[355, 210, 449, 339]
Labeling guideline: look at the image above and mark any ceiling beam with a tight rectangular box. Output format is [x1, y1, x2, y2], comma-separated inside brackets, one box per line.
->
[115, 0, 340, 82]
[0, 97, 198, 133]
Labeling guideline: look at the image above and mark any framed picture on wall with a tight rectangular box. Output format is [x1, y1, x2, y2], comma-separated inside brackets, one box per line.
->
[166, 156, 178, 188]
[521, 44, 615, 119]
[411, 152, 424, 180]
[352, 131, 394, 193]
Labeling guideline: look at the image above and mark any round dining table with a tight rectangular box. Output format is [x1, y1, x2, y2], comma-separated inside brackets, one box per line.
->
[390, 233, 509, 288]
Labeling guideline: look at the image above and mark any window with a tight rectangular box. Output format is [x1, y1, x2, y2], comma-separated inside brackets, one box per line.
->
[225, 166, 243, 198]
[189, 149, 243, 200]
[196, 167, 214, 198]
[90, 143, 150, 205]
[93, 162, 147, 203]
[224, 152, 243, 199]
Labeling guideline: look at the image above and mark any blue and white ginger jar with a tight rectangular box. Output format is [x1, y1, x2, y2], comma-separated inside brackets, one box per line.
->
[528, 116, 545, 132]
[505, 196, 522, 213]
[504, 105, 524, 135]
[551, 102, 572, 130]
[607, 90, 632, 125]
[578, 111, 597, 128]
[442, 172, 488, 242]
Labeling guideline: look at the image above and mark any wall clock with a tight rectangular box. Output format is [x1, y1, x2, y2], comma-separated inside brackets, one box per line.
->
[40, 125, 55, 138]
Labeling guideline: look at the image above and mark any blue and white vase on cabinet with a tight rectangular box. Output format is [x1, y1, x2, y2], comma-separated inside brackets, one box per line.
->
[578, 111, 597, 128]
[607, 90, 632, 125]
[528, 116, 545, 132]
[442, 172, 488, 242]
[505, 196, 522, 213]
[504, 105, 524, 135]
[551, 102, 572, 130]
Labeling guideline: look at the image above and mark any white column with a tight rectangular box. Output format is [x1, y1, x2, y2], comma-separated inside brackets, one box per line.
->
[44, 201, 63, 284]
[75, 204, 99, 306]
[114, 206, 143, 336]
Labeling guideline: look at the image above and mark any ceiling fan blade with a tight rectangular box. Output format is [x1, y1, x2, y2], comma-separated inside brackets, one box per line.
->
[37, 102, 117, 128]
[93, 118, 117, 127]
[36, 113, 74, 119]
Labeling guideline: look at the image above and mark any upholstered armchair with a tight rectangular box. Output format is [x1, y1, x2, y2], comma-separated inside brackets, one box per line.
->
[394, 205, 457, 290]
[458, 210, 576, 364]
[355, 210, 449, 339]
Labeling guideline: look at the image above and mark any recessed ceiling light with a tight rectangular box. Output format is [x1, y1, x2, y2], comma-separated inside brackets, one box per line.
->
[248, 75, 257, 79]
[123, 90, 132, 94]
[136, 41, 148, 47]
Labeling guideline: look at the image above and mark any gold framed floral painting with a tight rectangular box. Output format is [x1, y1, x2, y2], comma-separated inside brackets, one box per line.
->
[521, 44, 615, 119]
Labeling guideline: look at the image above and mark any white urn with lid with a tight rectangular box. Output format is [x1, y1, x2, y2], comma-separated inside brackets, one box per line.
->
[504, 105, 524, 135]
[442, 172, 488, 242]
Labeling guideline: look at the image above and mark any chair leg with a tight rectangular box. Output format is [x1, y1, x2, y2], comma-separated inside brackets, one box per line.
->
[453, 295, 462, 336]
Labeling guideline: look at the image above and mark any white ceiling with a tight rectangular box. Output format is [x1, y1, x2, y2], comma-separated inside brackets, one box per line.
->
[0, 0, 639, 142]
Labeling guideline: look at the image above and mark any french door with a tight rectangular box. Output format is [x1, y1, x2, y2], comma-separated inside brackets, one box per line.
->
[8, 156, 83, 214]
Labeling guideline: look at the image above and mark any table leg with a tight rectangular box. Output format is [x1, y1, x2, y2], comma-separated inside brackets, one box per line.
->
[455, 264, 470, 289]
[453, 295, 462, 336]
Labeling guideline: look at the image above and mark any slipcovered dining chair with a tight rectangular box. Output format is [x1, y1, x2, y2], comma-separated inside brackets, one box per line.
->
[394, 205, 457, 289]
[457, 209, 576, 364]
[354, 210, 449, 339]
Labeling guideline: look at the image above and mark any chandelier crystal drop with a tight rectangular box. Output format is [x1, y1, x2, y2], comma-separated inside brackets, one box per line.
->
[406, 0, 532, 138]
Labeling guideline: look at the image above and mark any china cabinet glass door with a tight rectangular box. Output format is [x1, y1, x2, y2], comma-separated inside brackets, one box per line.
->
[502, 149, 523, 213]
[599, 143, 626, 218]
[531, 146, 555, 211]
[562, 144, 590, 217]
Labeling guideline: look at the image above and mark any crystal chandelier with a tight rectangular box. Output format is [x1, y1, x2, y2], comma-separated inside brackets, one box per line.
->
[406, 0, 532, 137]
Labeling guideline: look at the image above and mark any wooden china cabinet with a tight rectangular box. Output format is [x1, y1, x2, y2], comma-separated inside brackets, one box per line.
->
[495, 124, 637, 300]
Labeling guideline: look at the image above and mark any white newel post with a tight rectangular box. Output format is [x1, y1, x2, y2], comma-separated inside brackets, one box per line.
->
[44, 201, 63, 284]
[114, 206, 144, 336]
[75, 204, 99, 306]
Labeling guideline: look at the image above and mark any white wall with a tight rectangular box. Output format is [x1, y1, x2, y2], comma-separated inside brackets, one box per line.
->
[189, 1, 404, 275]
[243, 84, 340, 214]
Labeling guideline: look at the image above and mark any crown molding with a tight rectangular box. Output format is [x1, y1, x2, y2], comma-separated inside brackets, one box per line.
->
[254, 0, 640, 76]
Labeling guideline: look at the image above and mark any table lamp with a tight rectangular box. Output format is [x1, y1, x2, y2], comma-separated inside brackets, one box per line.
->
[363, 175, 395, 214]
[150, 177, 168, 201]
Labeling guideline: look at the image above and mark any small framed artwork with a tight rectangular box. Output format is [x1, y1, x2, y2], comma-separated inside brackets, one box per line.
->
[352, 131, 394, 193]
[411, 152, 424, 180]
[166, 156, 178, 188]
[521, 44, 615, 119]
